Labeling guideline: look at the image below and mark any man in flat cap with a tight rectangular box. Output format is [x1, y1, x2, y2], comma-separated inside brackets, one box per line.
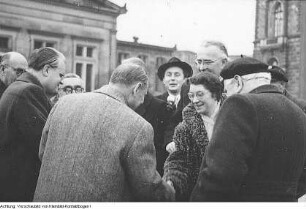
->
[268, 65, 306, 113]
[190, 57, 306, 201]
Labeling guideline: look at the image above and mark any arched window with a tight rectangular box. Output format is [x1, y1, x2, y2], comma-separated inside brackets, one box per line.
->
[274, 2, 284, 37]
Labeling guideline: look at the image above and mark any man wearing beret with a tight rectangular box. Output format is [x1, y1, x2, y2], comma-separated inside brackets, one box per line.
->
[190, 57, 306, 201]
[268, 65, 306, 114]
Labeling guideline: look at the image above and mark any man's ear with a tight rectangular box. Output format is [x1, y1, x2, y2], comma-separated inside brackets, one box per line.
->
[234, 75, 243, 93]
[42, 65, 49, 77]
[132, 82, 142, 95]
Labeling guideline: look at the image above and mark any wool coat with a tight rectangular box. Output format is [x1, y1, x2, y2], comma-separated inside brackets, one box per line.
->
[33, 85, 175, 202]
[0, 72, 51, 201]
[190, 85, 306, 202]
[163, 103, 209, 201]
[135, 92, 170, 175]
[0, 80, 6, 99]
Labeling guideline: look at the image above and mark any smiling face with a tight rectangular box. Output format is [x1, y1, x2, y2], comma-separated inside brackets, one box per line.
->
[162, 66, 185, 94]
[195, 45, 227, 75]
[188, 84, 219, 117]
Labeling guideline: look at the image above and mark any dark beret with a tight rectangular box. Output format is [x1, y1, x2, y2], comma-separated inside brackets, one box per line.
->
[267, 65, 288, 82]
[220, 57, 269, 79]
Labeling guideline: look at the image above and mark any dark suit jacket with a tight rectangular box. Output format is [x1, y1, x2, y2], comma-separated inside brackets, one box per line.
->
[190, 85, 306, 202]
[0, 72, 51, 201]
[156, 90, 189, 147]
[0, 80, 6, 99]
[135, 93, 170, 175]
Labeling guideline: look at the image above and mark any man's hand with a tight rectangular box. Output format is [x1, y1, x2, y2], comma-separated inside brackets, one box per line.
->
[166, 142, 176, 153]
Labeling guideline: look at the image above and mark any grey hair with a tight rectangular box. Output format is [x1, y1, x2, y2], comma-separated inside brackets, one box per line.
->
[122, 57, 146, 68]
[63, 73, 81, 79]
[200, 40, 229, 57]
[28, 47, 65, 71]
[110, 63, 148, 89]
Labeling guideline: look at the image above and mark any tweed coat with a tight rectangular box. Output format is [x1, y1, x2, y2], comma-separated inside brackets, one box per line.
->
[33, 85, 175, 202]
[190, 85, 306, 202]
[135, 92, 170, 175]
[163, 103, 209, 201]
[0, 72, 51, 201]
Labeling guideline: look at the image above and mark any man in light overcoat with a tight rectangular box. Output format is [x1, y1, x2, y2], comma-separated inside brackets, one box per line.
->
[33, 63, 175, 202]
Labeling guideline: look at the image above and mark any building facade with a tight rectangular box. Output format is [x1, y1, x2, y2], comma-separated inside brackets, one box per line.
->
[254, 0, 306, 99]
[0, 0, 125, 92]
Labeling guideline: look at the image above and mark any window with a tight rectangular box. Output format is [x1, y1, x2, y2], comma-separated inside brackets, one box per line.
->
[155, 57, 167, 92]
[0, 37, 10, 53]
[274, 2, 283, 37]
[76, 45, 94, 58]
[33, 40, 55, 49]
[138, 54, 148, 64]
[74, 44, 97, 92]
[117, 52, 129, 65]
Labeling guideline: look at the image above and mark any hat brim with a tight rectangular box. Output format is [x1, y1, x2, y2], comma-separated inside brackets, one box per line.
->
[157, 62, 193, 80]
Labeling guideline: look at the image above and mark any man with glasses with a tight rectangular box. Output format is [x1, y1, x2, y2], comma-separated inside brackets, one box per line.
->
[51, 73, 84, 106]
[0, 52, 28, 98]
[191, 57, 306, 201]
[194, 40, 228, 75]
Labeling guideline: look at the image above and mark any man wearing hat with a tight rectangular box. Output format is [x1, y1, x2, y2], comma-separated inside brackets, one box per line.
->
[156, 57, 193, 154]
[190, 57, 306, 201]
[268, 65, 306, 114]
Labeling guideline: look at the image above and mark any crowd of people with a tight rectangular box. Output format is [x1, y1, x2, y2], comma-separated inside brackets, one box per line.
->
[0, 40, 305, 202]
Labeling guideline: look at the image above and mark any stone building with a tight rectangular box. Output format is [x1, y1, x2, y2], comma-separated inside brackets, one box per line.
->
[254, 0, 306, 99]
[0, 0, 126, 92]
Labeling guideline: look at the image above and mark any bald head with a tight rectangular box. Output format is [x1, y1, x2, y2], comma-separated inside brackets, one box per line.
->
[0, 52, 28, 86]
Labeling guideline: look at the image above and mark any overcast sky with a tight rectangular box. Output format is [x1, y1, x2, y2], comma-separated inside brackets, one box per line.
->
[111, 0, 256, 56]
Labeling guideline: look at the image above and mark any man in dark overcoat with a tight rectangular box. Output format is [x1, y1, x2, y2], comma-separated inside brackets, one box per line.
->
[190, 57, 306, 201]
[0, 52, 28, 98]
[0, 47, 65, 201]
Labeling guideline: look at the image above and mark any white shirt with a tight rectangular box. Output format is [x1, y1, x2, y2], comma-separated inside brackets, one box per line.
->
[201, 102, 220, 141]
[167, 93, 181, 108]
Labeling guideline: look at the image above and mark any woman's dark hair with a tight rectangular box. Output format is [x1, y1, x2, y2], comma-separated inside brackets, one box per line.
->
[189, 71, 223, 102]
[28, 47, 64, 71]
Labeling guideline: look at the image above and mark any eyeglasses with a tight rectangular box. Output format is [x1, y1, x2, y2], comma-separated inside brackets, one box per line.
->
[195, 58, 222, 66]
[0, 64, 26, 76]
[62, 86, 84, 94]
[187, 91, 207, 101]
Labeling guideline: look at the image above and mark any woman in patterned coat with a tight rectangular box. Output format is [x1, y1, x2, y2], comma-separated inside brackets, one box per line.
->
[163, 72, 223, 201]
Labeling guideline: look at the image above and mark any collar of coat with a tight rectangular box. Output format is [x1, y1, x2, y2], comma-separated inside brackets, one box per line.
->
[94, 85, 127, 105]
[16, 71, 44, 89]
[249, 84, 283, 95]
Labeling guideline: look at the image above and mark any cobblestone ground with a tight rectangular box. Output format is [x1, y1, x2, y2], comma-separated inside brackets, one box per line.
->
[298, 194, 306, 202]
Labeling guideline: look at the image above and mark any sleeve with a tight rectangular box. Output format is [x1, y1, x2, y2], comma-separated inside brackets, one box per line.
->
[13, 85, 51, 156]
[190, 95, 258, 201]
[163, 122, 191, 201]
[297, 161, 306, 198]
[123, 122, 175, 202]
[39, 103, 59, 161]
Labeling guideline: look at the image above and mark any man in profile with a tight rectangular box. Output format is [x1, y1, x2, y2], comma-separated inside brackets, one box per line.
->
[0, 52, 28, 98]
[34, 63, 175, 202]
[191, 57, 306, 201]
